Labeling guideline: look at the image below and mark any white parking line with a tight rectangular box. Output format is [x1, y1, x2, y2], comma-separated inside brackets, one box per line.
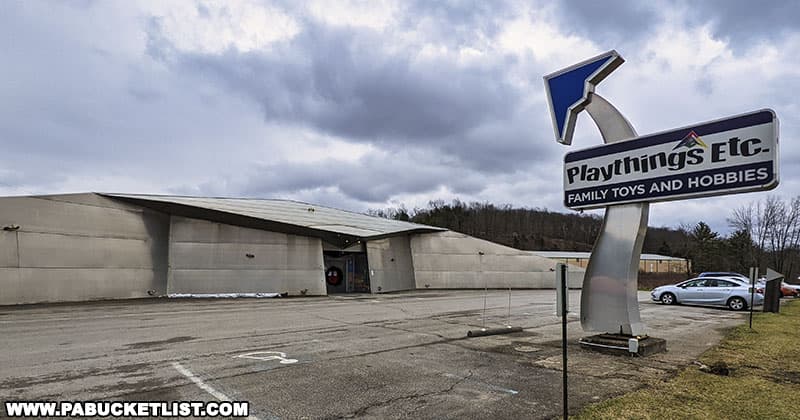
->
[171, 361, 262, 420]
[235, 351, 298, 364]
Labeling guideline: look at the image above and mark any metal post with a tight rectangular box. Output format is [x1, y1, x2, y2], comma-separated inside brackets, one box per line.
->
[480, 251, 486, 328]
[560, 263, 568, 419]
[507, 284, 512, 326]
[749, 267, 755, 329]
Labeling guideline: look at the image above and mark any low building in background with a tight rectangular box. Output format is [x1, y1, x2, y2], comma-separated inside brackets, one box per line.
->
[533, 251, 690, 274]
[0, 193, 584, 305]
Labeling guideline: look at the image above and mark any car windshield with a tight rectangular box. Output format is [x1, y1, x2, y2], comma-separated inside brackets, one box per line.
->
[721, 277, 749, 284]
[682, 279, 706, 287]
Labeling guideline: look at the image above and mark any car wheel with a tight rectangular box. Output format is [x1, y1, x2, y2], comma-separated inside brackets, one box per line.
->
[660, 292, 676, 305]
[727, 296, 747, 311]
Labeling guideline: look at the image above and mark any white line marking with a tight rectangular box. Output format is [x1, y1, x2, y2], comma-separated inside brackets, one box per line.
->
[235, 351, 298, 364]
[485, 384, 519, 395]
[171, 361, 262, 420]
[172, 362, 230, 401]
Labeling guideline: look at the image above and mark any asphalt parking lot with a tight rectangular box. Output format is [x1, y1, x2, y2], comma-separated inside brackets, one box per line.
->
[0, 290, 752, 419]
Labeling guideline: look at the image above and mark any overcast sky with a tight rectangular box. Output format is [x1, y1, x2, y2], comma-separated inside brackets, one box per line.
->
[2, 0, 798, 234]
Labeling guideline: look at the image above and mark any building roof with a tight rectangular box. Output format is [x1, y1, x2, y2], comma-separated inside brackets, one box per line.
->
[103, 193, 444, 246]
[532, 251, 686, 261]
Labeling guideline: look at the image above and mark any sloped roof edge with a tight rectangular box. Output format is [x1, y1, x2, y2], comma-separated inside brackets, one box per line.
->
[100, 193, 445, 242]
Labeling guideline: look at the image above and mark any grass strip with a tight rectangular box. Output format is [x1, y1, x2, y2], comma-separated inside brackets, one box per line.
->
[574, 299, 800, 419]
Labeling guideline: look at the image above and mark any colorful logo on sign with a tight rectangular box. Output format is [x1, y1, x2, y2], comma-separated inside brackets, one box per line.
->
[672, 130, 708, 150]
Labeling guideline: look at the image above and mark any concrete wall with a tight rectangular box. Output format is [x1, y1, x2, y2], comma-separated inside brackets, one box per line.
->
[541, 256, 689, 274]
[168, 216, 326, 295]
[411, 231, 584, 289]
[366, 236, 415, 293]
[0, 193, 169, 305]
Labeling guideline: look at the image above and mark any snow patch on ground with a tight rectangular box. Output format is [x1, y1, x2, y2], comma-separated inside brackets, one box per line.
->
[168, 293, 283, 299]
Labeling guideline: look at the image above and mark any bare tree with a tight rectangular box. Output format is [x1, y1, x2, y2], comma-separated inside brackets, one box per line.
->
[729, 195, 800, 279]
[729, 198, 769, 269]
[769, 196, 800, 276]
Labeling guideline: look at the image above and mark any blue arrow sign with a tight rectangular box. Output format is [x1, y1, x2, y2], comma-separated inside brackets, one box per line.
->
[544, 50, 625, 145]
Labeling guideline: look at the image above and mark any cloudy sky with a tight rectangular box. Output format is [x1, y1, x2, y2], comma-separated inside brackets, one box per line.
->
[1, 0, 798, 234]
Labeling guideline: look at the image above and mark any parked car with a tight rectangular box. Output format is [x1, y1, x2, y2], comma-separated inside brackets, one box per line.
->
[780, 282, 800, 297]
[700, 272, 760, 289]
[651, 277, 764, 311]
[698, 272, 750, 282]
[757, 282, 800, 298]
[753, 279, 800, 297]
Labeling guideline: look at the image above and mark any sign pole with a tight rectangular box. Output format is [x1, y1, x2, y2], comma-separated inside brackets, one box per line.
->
[557, 263, 569, 419]
[749, 267, 755, 329]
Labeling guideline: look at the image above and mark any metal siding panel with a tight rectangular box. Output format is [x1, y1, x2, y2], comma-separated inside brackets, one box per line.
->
[413, 271, 479, 288]
[410, 232, 584, 289]
[0, 196, 155, 239]
[170, 216, 290, 244]
[17, 232, 153, 268]
[1, 268, 160, 305]
[0, 232, 18, 267]
[170, 242, 290, 270]
[168, 269, 325, 295]
[0, 268, 22, 304]
[411, 254, 480, 272]
[286, 235, 325, 271]
[167, 217, 325, 295]
[410, 231, 533, 255]
[481, 254, 552, 271]
[366, 236, 415, 293]
[0, 195, 170, 304]
[412, 271, 580, 289]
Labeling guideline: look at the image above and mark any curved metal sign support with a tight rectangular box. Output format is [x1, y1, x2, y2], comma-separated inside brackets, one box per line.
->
[544, 52, 648, 336]
[582, 94, 649, 335]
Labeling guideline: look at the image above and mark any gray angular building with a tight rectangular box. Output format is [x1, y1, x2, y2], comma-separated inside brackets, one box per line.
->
[0, 193, 583, 305]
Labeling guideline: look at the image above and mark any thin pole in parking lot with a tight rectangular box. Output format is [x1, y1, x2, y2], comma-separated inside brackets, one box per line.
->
[507, 284, 512, 326]
[749, 267, 756, 329]
[557, 263, 569, 419]
[480, 251, 486, 328]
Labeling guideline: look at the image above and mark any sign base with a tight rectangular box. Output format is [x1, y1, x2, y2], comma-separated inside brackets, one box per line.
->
[579, 334, 666, 357]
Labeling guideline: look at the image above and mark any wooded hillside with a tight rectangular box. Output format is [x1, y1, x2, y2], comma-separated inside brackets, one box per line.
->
[370, 196, 800, 280]
[370, 199, 688, 254]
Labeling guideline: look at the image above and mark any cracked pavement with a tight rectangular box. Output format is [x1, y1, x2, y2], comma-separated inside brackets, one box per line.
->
[0, 290, 749, 418]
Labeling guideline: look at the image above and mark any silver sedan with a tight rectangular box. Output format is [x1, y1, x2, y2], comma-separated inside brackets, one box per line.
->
[651, 277, 764, 311]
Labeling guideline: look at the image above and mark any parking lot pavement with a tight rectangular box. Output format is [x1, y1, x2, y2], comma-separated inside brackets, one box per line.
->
[0, 290, 750, 419]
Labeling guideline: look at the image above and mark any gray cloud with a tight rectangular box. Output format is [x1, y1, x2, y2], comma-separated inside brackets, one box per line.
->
[236, 149, 489, 203]
[687, 0, 800, 48]
[553, 0, 800, 52]
[399, 0, 518, 44]
[145, 18, 541, 170]
[552, 0, 661, 47]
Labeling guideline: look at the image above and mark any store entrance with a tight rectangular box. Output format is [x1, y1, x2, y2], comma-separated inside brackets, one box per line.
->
[323, 251, 370, 294]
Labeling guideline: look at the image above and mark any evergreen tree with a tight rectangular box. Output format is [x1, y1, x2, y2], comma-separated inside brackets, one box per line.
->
[688, 222, 721, 273]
